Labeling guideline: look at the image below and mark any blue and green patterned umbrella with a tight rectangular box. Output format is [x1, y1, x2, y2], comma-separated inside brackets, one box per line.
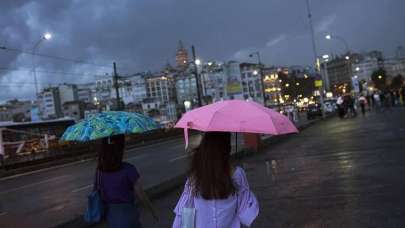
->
[60, 111, 159, 142]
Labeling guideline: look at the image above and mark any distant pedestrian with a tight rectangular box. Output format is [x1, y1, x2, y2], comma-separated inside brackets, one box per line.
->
[173, 132, 259, 228]
[95, 134, 158, 228]
[373, 92, 381, 112]
[336, 96, 345, 119]
[359, 95, 367, 116]
[347, 95, 357, 117]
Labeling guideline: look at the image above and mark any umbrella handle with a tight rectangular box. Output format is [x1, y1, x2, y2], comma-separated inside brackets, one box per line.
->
[184, 127, 189, 150]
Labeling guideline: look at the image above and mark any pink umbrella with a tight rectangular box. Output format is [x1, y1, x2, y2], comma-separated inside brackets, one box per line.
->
[175, 100, 298, 147]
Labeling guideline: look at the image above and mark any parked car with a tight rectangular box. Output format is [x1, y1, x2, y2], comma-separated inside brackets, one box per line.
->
[307, 103, 322, 119]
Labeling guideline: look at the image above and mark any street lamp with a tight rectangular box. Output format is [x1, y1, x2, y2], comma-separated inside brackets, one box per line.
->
[32, 32, 53, 96]
[43, 32, 52, 40]
[325, 34, 350, 52]
[195, 59, 201, 65]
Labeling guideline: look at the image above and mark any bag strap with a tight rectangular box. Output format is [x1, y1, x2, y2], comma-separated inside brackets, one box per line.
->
[94, 169, 102, 191]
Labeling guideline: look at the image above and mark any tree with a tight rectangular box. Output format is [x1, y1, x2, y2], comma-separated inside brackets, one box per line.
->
[390, 74, 404, 90]
[371, 68, 387, 90]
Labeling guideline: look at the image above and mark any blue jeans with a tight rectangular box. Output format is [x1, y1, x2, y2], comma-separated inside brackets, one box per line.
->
[106, 203, 141, 228]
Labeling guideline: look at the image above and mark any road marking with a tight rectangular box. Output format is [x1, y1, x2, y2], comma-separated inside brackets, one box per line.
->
[72, 184, 92, 193]
[0, 159, 93, 182]
[0, 212, 7, 216]
[0, 175, 70, 195]
[169, 154, 190, 162]
[125, 153, 149, 161]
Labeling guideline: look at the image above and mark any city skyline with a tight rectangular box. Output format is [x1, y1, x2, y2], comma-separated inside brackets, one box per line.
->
[1, 0, 405, 100]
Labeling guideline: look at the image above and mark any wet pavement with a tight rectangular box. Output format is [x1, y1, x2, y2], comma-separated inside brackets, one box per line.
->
[138, 108, 405, 227]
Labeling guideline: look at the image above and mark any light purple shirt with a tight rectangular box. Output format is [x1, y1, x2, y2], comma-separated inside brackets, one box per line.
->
[173, 167, 259, 228]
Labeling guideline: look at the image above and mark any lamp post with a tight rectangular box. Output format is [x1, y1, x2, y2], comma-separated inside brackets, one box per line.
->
[305, 0, 326, 118]
[32, 32, 52, 96]
[249, 51, 267, 106]
[191, 45, 202, 107]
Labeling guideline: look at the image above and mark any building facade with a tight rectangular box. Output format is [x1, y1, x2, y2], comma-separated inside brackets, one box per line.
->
[62, 101, 85, 121]
[37, 87, 63, 120]
[239, 63, 264, 104]
[77, 83, 95, 103]
[175, 72, 197, 105]
[0, 100, 32, 122]
[58, 84, 78, 108]
[201, 62, 227, 102]
[145, 73, 177, 105]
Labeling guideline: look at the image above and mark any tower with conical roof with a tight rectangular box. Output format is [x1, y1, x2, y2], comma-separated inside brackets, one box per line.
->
[176, 40, 188, 71]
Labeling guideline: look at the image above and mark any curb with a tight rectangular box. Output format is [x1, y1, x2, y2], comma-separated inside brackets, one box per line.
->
[54, 116, 334, 228]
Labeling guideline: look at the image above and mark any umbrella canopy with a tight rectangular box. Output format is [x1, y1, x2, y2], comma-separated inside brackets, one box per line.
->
[175, 100, 298, 147]
[61, 111, 159, 142]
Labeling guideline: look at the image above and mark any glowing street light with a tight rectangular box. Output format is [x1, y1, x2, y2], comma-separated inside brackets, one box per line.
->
[32, 32, 53, 96]
[253, 70, 258, 75]
[43, 32, 52, 40]
[325, 34, 332, 40]
[378, 75, 382, 79]
[345, 56, 350, 60]
[195, 59, 201, 65]
[322, 54, 329, 59]
[355, 67, 360, 72]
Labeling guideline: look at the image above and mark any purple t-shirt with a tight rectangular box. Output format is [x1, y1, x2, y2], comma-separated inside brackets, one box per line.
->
[99, 162, 140, 204]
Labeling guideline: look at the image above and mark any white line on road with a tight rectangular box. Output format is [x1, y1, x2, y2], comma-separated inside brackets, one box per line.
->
[169, 154, 190, 162]
[72, 184, 92, 193]
[0, 175, 70, 195]
[0, 159, 93, 182]
[125, 153, 149, 161]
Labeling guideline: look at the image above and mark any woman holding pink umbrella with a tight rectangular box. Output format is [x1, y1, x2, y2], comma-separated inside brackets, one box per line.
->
[172, 131, 259, 228]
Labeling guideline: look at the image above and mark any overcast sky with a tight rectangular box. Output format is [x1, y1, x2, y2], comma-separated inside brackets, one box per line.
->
[1, 0, 404, 101]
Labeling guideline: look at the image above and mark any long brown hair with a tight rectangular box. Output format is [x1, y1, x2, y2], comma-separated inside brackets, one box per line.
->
[98, 134, 125, 172]
[189, 132, 236, 200]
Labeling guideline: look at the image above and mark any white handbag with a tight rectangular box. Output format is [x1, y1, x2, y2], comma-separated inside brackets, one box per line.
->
[181, 191, 196, 228]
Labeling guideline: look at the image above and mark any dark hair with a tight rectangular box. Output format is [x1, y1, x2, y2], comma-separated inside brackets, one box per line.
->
[189, 132, 236, 200]
[98, 134, 125, 172]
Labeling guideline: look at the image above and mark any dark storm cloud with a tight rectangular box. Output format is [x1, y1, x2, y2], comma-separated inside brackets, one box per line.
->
[0, 0, 404, 100]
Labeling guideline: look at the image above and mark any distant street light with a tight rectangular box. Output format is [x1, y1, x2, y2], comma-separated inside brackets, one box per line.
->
[378, 75, 383, 79]
[345, 56, 350, 60]
[43, 32, 52, 40]
[322, 54, 330, 59]
[325, 35, 332, 40]
[356, 67, 360, 72]
[253, 70, 258, 75]
[195, 59, 201, 65]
